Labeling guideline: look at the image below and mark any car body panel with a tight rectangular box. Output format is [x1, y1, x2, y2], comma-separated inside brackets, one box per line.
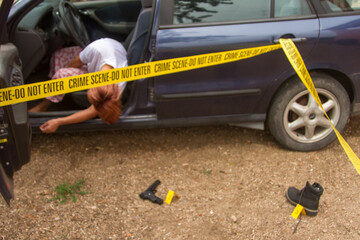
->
[306, 15, 360, 102]
[153, 13, 320, 118]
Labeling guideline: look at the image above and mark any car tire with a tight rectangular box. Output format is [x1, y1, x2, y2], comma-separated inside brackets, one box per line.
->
[268, 73, 350, 152]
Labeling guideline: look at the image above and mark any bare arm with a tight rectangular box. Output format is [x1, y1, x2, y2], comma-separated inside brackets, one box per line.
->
[40, 65, 116, 133]
[100, 64, 114, 71]
[40, 105, 98, 133]
[68, 56, 84, 68]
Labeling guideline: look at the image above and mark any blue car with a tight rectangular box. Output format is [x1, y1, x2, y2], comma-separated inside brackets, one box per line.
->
[1, 0, 360, 203]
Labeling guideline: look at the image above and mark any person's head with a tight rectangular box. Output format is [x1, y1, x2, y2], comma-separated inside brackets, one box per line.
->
[87, 85, 122, 125]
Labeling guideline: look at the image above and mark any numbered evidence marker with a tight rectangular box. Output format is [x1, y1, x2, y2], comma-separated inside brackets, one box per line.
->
[291, 204, 306, 219]
[165, 190, 180, 205]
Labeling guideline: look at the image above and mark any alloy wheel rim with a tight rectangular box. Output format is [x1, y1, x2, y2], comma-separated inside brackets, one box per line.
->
[283, 89, 340, 144]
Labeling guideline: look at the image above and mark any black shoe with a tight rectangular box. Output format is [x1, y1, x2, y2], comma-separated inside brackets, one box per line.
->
[285, 182, 324, 216]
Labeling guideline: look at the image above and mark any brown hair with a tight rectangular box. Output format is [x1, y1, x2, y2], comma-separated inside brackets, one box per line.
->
[87, 84, 122, 125]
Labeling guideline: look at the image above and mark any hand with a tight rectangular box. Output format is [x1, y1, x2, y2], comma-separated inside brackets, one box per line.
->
[40, 119, 61, 133]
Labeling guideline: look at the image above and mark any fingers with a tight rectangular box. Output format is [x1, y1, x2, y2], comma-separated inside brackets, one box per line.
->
[40, 122, 49, 133]
[40, 121, 57, 134]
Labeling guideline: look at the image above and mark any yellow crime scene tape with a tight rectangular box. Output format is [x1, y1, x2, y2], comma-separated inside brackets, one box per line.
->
[0, 44, 281, 106]
[0, 39, 359, 175]
[280, 39, 360, 175]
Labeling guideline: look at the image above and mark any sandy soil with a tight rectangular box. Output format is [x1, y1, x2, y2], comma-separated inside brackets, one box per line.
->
[1, 116, 360, 239]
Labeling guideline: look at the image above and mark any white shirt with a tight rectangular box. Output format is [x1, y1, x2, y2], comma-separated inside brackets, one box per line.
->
[80, 38, 128, 91]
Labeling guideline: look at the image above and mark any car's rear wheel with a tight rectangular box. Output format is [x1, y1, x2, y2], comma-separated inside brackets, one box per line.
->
[268, 73, 350, 152]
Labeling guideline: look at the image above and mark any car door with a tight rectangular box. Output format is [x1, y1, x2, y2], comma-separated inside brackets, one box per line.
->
[153, 0, 320, 120]
[72, 0, 142, 44]
[0, 0, 31, 205]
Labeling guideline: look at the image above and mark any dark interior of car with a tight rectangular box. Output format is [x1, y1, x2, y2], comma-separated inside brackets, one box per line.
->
[10, 0, 152, 117]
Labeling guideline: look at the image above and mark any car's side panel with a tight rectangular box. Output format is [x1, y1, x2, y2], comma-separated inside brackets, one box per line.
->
[154, 18, 319, 119]
[306, 15, 360, 103]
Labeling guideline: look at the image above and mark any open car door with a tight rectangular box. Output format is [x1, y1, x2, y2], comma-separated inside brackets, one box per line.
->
[0, 0, 31, 205]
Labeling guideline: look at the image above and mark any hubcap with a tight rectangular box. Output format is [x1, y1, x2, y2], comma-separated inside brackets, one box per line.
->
[283, 89, 340, 144]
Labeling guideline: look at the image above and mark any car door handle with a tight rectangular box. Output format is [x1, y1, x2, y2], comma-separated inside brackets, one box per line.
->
[79, 9, 91, 16]
[273, 37, 308, 44]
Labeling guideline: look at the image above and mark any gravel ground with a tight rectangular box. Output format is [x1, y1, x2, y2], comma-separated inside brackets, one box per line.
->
[1, 116, 360, 239]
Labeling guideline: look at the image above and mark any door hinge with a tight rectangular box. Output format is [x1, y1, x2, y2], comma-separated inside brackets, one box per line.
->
[0, 128, 8, 144]
[149, 39, 156, 62]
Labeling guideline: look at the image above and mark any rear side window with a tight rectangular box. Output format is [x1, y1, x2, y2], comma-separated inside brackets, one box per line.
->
[173, 0, 313, 25]
[274, 0, 313, 17]
[320, 0, 360, 12]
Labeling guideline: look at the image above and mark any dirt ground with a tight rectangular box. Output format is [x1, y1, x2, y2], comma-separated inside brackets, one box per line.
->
[1, 116, 360, 239]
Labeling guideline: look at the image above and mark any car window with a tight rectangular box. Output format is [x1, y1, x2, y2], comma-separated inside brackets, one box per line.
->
[173, 0, 271, 24]
[274, 0, 312, 17]
[70, 0, 102, 1]
[172, 0, 313, 25]
[320, 0, 360, 12]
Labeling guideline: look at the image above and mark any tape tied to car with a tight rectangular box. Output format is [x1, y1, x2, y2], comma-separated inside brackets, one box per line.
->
[0, 44, 282, 107]
[0, 40, 359, 175]
[280, 39, 360, 175]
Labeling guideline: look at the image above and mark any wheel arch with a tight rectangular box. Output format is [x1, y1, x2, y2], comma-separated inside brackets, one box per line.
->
[312, 69, 355, 103]
[266, 69, 351, 151]
[266, 68, 355, 127]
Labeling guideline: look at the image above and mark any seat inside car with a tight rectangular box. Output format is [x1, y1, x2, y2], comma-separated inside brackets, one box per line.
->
[71, 0, 154, 109]
[125, 0, 153, 66]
